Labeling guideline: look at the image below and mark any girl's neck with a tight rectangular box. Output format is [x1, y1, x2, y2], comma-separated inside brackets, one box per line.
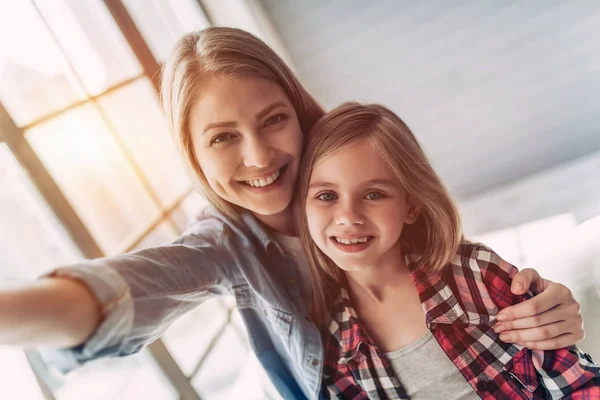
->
[253, 206, 296, 237]
[345, 245, 411, 304]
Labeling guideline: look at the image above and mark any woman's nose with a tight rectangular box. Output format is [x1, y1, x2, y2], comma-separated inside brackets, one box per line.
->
[242, 136, 275, 168]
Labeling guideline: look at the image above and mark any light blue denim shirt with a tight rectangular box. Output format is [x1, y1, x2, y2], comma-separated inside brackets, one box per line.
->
[40, 206, 324, 399]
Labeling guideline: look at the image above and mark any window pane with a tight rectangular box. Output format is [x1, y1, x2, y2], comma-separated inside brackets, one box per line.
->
[0, 1, 87, 127]
[133, 221, 179, 251]
[33, 0, 142, 96]
[26, 105, 161, 254]
[191, 323, 277, 400]
[123, 0, 210, 62]
[0, 143, 82, 400]
[170, 192, 208, 232]
[53, 350, 178, 400]
[162, 298, 233, 377]
[0, 144, 80, 282]
[97, 79, 191, 207]
[0, 348, 46, 400]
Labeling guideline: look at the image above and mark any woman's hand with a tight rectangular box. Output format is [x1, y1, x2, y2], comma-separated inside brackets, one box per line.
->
[493, 268, 585, 350]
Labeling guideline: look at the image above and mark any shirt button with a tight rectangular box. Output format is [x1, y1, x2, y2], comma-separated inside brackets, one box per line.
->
[476, 380, 490, 392]
[311, 359, 319, 367]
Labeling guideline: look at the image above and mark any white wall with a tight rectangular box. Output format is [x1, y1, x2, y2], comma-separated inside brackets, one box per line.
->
[263, 0, 600, 199]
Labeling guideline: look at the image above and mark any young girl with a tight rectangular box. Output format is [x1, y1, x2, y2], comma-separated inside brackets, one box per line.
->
[295, 102, 599, 399]
[0, 29, 588, 400]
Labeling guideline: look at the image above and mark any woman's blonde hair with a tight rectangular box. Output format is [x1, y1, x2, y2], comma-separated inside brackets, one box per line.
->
[161, 27, 324, 217]
[295, 102, 463, 325]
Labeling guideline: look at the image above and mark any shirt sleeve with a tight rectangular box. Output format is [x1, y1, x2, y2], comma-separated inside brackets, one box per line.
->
[38, 219, 234, 374]
[473, 244, 600, 399]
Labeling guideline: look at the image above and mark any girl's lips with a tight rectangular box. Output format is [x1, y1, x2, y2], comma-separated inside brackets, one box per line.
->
[329, 236, 375, 253]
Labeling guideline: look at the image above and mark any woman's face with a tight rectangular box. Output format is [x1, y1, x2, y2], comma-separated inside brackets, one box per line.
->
[189, 76, 303, 221]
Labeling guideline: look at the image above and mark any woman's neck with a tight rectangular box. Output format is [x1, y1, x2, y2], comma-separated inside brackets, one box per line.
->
[252, 206, 296, 237]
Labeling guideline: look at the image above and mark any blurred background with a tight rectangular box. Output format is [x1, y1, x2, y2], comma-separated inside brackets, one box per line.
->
[0, 0, 598, 399]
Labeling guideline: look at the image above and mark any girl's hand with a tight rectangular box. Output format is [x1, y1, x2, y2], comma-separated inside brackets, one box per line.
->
[493, 268, 585, 350]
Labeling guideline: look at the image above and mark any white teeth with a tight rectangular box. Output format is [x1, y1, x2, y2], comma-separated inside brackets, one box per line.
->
[245, 168, 281, 187]
[334, 236, 369, 245]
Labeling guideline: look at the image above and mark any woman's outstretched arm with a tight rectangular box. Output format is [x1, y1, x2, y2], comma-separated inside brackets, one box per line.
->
[0, 277, 101, 348]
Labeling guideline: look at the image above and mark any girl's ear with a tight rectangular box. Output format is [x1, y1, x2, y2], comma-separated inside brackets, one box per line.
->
[405, 198, 421, 225]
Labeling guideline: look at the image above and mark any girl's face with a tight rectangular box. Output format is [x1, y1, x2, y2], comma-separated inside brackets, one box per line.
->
[305, 138, 419, 272]
[189, 76, 303, 220]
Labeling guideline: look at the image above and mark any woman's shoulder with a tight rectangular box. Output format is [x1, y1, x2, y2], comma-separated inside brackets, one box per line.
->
[176, 205, 264, 247]
[178, 205, 229, 244]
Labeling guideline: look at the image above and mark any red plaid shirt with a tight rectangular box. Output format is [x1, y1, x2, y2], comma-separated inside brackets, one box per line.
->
[321, 243, 599, 399]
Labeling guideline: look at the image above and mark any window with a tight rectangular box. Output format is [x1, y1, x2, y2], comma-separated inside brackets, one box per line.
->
[0, 1, 279, 398]
[122, 0, 210, 62]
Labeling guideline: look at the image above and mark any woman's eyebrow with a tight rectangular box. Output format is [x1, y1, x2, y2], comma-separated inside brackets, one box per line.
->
[255, 101, 288, 120]
[203, 121, 237, 134]
[202, 101, 288, 134]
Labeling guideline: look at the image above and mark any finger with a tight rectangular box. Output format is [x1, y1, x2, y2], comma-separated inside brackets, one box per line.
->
[510, 268, 541, 295]
[498, 320, 570, 343]
[497, 290, 561, 321]
[517, 333, 578, 350]
[494, 305, 567, 332]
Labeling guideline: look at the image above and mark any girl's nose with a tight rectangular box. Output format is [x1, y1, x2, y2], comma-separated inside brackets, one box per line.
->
[334, 200, 365, 226]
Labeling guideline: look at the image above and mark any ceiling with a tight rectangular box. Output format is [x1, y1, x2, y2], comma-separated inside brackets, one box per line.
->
[263, 0, 600, 199]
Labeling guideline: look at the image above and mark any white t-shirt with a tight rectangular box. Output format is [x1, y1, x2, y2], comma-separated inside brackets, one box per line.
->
[385, 330, 479, 399]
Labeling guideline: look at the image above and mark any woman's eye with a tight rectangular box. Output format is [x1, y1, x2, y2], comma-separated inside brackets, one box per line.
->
[264, 113, 287, 127]
[365, 191, 385, 200]
[316, 192, 337, 202]
[210, 133, 234, 146]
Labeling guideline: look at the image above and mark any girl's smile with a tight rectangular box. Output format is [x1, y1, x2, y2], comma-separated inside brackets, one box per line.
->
[306, 137, 419, 272]
[329, 235, 375, 253]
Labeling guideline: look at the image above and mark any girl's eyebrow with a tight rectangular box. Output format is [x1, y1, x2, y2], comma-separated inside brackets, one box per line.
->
[308, 178, 397, 189]
[308, 181, 335, 189]
[362, 178, 397, 187]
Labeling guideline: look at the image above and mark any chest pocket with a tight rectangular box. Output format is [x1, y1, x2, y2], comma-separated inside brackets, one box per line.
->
[232, 284, 293, 338]
[504, 348, 539, 399]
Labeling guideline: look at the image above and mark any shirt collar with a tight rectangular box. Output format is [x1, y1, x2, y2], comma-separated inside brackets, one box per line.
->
[329, 253, 482, 363]
[204, 205, 277, 249]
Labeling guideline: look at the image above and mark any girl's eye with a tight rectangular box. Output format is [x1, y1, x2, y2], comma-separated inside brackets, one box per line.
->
[365, 191, 386, 200]
[210, 133, 235, 146]
[264, 113, 287, 127]
[316, 192, 337, 202]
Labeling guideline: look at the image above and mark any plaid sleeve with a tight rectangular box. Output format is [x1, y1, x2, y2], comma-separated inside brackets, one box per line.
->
[472, 244, 600, 399]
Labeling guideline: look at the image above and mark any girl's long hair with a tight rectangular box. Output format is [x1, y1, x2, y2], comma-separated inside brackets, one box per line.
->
[295, 102, 463, 326]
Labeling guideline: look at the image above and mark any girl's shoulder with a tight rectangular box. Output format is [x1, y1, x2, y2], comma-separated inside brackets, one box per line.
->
[438, 242, 523, 319]
[453, 241, 517, 281]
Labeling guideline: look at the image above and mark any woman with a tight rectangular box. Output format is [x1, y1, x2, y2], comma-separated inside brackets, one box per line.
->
[0, 28, 585, 400]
